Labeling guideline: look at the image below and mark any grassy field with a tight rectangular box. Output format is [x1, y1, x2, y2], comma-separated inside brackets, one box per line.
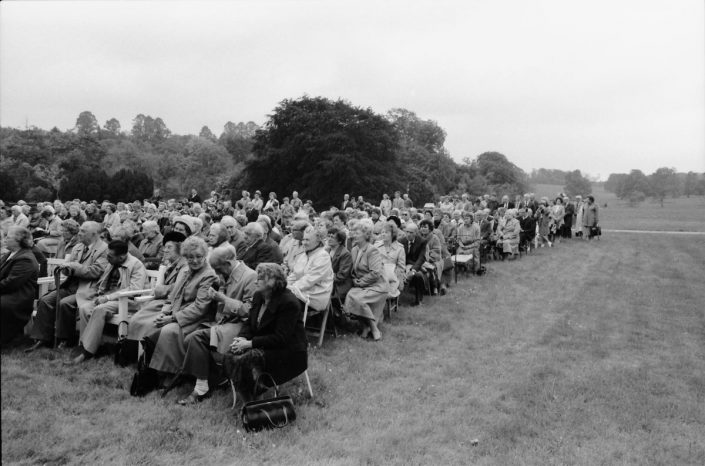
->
[3, 229, 704, 465]
[532, 184, 705, 232]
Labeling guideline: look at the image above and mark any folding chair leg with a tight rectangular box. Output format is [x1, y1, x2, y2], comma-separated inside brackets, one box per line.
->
[317, 305, 329, 347]
[230, 380, 238, 410]
[303, 370, 313, 398]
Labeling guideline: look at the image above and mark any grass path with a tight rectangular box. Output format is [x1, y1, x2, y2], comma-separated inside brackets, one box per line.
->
[2, 235, 704, 465]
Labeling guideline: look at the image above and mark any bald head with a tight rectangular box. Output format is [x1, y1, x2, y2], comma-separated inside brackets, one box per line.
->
[79, 221, 102, 246]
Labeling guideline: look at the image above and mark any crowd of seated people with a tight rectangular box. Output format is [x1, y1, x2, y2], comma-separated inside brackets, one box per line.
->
[0, 188, 599, 404]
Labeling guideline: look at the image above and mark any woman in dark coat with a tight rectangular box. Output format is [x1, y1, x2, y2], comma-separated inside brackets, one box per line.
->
[1, 227, 39, 346]
[222, 263, 307, 403]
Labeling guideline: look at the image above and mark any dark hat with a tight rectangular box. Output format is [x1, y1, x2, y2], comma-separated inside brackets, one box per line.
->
[163, 231, 187, 245]
[387, 215, 402, 229]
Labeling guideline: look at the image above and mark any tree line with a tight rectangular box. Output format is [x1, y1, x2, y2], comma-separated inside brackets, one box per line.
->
[1, 96, 621, 206]
[604, 169, 705, 206]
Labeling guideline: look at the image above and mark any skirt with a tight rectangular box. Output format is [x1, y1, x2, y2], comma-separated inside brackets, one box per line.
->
[344, 286, 388, 322]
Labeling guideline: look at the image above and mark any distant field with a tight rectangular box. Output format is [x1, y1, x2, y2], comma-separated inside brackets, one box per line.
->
[532, 184, 705, 232]
[2, 234, 704, 465]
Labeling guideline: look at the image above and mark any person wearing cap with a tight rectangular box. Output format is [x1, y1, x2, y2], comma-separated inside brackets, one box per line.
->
[138, 221, 164, 270]
[127, 231, 189, 343]
[111, 226, 146, 264]
[240, 222, 282, 271]
[35, 206, 64, 255]
[172, 216, 194, 237]
[67, 240, 147, 365]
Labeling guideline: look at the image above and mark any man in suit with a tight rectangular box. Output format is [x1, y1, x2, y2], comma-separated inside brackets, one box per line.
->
[26, 221, 109, 352]
[239, 222, 282, 270]
[341, 194, 353, 211]
[500, 195, 515, 210]
[138, 221, 164, 270]
[399, 223, 429, 305]
[177, 246, 257, 404]
[221, 216, 248, 258]
[69, 240, 147, 364]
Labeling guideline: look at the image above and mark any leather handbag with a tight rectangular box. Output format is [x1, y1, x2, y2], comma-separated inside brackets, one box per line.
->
[241, 373, 296, 432]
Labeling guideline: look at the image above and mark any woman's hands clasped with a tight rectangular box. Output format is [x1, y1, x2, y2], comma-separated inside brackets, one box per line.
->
[229, 337, 252, 354]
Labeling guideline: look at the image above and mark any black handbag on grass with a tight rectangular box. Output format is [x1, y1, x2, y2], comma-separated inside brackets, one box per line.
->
[241, 373, 296, 432]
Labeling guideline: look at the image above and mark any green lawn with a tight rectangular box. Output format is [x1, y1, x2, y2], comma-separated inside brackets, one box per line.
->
[3, 232, 704, 465]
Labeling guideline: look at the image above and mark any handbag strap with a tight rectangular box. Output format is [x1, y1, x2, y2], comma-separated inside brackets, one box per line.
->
[259, 405, 290, 429]
[252, 372, 279, 398]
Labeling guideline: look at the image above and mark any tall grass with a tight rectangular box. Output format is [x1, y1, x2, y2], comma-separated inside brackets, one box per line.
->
[3, 234, 704, 465]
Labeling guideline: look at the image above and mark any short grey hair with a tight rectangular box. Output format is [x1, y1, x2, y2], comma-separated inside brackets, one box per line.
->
[303, 225, 326, 246]
[142, 220, 158, 231]
[9, 226, 33, 249]
[244, 222, 264, 240]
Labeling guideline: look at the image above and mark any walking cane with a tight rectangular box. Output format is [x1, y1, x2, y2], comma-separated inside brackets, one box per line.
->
[53, 267, 62, 348]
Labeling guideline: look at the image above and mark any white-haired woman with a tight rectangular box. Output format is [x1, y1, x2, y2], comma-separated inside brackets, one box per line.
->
[344, 219, 387, 341]
[141, 236, 218, 378]
[287, 226, 333, 312]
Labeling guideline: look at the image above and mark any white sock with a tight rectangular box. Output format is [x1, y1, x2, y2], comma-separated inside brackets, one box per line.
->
[194, 379, 209, 395]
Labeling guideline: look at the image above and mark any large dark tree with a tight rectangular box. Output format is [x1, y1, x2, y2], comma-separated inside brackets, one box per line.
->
[108, 169, 154, 202]
[386, 108, 457, 203]
[59, 168, 110, 201]
[464, 151, 529, 196]
[243, 96, 400, 209]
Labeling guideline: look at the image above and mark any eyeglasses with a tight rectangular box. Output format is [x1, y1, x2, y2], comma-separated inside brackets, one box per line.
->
[184, 254, 205, 262]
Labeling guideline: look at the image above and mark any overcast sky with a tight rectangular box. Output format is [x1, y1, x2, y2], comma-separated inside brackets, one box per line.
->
[1, 0, 703, 179]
